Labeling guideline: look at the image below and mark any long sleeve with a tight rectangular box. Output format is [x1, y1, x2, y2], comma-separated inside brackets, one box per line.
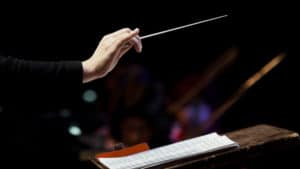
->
[0, 55, 83, 106]
[0, 55, 84, 167]
[0, 55, 82, 86]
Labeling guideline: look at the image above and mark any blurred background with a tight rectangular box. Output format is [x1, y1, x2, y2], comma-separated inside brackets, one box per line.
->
[0, 1, 298, 169]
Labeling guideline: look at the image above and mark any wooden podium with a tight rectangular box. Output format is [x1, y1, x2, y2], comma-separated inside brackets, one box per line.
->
[162, 124, 300, 169]
[87, 124, 300, 169]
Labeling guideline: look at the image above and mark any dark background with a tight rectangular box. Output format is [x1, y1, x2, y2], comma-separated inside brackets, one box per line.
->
[0, 1, 298, 168]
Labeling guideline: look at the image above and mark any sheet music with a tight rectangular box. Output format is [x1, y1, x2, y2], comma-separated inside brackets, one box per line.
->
[98, 132, 239, 169]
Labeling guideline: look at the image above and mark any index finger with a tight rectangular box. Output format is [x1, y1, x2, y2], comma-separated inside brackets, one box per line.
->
[115, 28, 140, 48]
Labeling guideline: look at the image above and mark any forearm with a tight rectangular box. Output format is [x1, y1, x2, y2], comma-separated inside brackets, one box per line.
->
[0, 28, 142, 85]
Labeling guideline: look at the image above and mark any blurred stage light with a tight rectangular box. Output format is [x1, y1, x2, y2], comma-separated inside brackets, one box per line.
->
[82, 89, 97, 103]
[68, 125, 82, 136]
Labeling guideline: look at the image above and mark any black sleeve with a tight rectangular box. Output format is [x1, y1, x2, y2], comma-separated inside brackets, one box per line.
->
[0, 55, 82, 85]
[0, 55, 83, 105]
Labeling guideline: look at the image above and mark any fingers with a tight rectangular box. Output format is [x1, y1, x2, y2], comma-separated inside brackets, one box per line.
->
[106, 28, 132, 39]
[130, 35, 142, 53]
[115, 28, 140, 49]
[122, 35, 142, 53]
[84, 28, 143, 81]
[103, 28, 142, 53]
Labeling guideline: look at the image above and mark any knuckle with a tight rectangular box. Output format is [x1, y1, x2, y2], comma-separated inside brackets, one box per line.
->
[121, 28, 131, 32]
[102, 35, 109, 40]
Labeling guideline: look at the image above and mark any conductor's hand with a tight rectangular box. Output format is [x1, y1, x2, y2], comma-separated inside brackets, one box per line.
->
[82, 28, 142, 83]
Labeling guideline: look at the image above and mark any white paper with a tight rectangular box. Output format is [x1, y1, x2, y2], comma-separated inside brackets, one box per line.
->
[98, 132, 239, 169]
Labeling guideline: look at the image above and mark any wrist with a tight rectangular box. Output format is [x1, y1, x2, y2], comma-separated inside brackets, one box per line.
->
[82, 60, 95, 83]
